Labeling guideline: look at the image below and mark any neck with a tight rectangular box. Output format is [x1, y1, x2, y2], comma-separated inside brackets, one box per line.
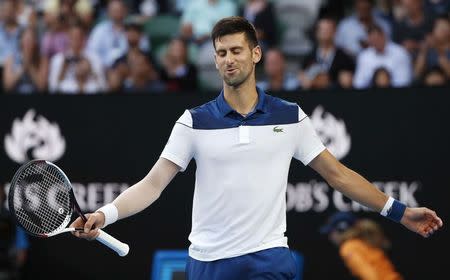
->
[133, 76, 147, 87]
[375, 45, 386, 53]
[319, 43, 334, 53]
[129, 45, 140, 53]
[358, 14, 373, 28]
[223, 76, 258, 116]
[72, 48, 83, 56]
[112, 21, 123, 29]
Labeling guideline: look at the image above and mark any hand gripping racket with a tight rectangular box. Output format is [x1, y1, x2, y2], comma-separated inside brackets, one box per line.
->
[8, 159, 129, 256]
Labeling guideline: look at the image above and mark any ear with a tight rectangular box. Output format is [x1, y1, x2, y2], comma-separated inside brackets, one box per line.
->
[252, 45, 262, 64]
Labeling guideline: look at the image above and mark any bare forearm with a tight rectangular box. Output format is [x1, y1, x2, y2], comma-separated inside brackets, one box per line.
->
[330, 164, 388, 212]
[111, 158, 179, 220]
[310, 150, 388, 212]
[112, 177, 162, 219]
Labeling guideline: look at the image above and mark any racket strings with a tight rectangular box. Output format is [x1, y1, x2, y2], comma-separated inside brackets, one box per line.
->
[15, 167, 60, 233]
[18, 166, 69, 233]
[13, 163, 72, 235]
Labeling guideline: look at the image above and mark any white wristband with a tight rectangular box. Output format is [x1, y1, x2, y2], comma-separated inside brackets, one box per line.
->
[380, 196, 395, 216]
[96, 203, 118, 228]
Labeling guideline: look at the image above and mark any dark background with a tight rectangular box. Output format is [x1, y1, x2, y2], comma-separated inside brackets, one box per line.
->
[0, 87, 449, 280]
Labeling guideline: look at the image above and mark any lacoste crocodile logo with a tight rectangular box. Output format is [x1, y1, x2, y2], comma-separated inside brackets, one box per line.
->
[273, 126, 283, 133]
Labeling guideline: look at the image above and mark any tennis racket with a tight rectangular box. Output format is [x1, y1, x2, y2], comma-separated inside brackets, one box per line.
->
[8, 159, 129, 257]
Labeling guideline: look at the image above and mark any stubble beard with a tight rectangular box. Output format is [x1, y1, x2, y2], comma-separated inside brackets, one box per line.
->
[223, 68, 253, 88]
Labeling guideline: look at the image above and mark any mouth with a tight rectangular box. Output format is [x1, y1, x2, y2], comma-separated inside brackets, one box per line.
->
[226, 68, 238, 75]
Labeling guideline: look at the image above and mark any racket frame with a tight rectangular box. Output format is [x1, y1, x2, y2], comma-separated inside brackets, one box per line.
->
[8, 159, 129, 256]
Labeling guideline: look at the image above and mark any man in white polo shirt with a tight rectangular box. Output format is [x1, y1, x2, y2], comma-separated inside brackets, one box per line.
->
[71, 17, 443, 280]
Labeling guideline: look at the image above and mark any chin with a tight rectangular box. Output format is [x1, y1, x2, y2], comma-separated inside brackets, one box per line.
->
[225, 79, 245, 88]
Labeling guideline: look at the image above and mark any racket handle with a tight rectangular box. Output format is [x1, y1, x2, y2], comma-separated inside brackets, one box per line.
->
[95, 229, 130, 257]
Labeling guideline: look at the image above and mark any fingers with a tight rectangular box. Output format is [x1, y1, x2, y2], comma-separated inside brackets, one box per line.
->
[426, 209, 443, 228]
[70, 217, 85, 237]
[422, 208, 443, 237]
[84, 214, 96, 233]
[70, 213, 101, 240]
[75, 228, 100, 240]
[423, 225, 435, 238]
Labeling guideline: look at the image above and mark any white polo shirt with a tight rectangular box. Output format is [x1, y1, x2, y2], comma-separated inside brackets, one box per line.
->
[160, 88, 325, 261]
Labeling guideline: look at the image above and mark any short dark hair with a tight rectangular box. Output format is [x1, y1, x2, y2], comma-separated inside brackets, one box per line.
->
[317, 16, 338, 28]
[367, 24, 384, 35]
[434, 15, 450, 26]
[211, 16, 259, 50]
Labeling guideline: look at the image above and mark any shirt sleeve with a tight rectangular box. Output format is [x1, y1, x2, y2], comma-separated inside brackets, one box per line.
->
[48, 54, 63, 93]
[293, 106, 326, 165]
[392, 48, 412, 87]
[160, 110, 195, 172]
[353, 53, 371, 89]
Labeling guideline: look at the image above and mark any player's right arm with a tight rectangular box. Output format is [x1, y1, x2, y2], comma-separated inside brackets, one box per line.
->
[72, 110, 194, 239]
[70, 158, 181, 239]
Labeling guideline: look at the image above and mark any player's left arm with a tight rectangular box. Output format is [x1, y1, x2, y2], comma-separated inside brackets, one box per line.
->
[309, 149, 443, 237]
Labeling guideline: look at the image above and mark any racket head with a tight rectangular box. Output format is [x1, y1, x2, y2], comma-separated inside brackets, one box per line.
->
[8, 160, 75, 237]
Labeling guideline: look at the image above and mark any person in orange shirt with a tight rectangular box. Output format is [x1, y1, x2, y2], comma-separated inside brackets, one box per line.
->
[320, 212, 403, 280]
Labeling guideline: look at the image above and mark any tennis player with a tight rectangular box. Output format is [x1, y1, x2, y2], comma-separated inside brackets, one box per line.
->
[71, 17, 443, 279]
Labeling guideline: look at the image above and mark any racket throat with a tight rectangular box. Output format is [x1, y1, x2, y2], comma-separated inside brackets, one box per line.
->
[45, 227, 82, 237]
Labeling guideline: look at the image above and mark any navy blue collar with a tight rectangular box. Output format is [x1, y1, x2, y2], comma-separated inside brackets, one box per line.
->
[216, 87, 267, 117]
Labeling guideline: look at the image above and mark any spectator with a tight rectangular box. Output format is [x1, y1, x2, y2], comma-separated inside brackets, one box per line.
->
[40, 1, 70, 60]
[73, 0, 95, 31]
[353, 24, 412, 89]
[257, 48, 299, 92]
[108, 20, 150, 91]
[371, 67, 392, 87]
[16, 0, 38, 28]
[160, 38, 198, 92]
[3, 27, 46, 93]
[0, 185, 29, 280]
[49, 23, 106, 94]
[393, 0, 435, 56]
[421, 65, 448, 86]
[0, 0, 22, 88]
[86, 0, 150, 67]
[180, 0, 237, 45]
[414, 16, 450, 82]
[424, 0, 450, 17]
[123, 51, 166, 93]
[320, 212, 403, 280]
[300, 17, 356, 90]
[126, 0, 159, 24]
[240, 0, 277, 50]
[374, 0, 395, 23]
[335, 0, 392, 56]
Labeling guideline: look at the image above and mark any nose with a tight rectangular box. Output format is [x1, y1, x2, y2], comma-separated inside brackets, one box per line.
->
[225, 52, 235, 65]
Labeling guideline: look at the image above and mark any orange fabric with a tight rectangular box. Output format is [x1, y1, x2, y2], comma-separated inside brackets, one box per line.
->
[339, 239, 403, 280]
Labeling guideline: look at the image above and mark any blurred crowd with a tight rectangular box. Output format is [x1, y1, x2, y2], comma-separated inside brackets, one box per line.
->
[0, 0, 449, 95]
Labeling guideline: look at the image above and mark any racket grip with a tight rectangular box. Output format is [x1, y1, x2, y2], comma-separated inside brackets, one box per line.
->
[95, 229, 130, 257]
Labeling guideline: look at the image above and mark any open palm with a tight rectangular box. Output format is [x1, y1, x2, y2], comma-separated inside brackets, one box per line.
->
[401, 207, 443, 238]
